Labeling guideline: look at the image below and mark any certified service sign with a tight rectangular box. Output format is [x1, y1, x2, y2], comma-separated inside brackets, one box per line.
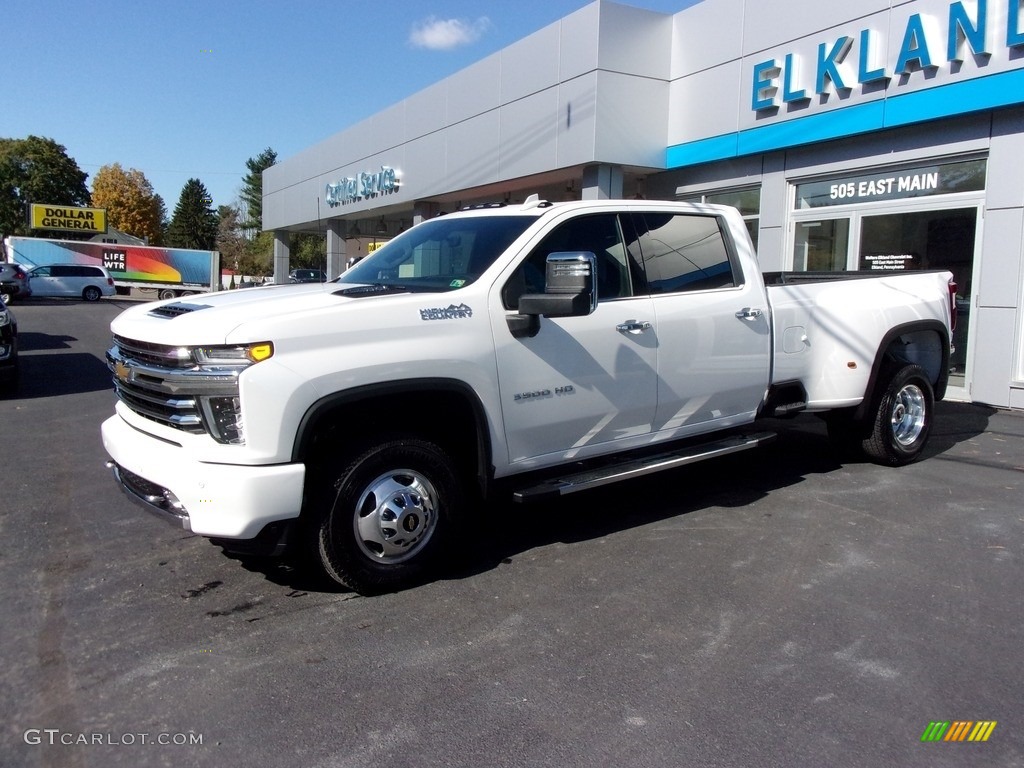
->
[30, 204, 108, 234]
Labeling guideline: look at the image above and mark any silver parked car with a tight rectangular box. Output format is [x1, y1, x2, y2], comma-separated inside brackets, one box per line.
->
[26, 264, 116, 301]
[0, 263, 32, 304]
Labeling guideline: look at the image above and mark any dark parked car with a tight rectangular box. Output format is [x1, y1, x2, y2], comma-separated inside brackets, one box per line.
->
[0, 300, 18, 393]
[0, 263, 32, 304]
[288, 268, 327, 283]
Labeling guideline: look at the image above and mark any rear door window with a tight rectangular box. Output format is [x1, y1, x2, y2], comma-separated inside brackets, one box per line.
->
[634, 213, 739, 294]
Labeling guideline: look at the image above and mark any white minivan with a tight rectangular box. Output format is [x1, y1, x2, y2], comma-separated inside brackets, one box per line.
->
[26, 264, 116, 301]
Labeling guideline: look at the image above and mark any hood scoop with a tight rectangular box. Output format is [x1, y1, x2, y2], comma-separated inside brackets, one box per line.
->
[148, 302, 212, 318]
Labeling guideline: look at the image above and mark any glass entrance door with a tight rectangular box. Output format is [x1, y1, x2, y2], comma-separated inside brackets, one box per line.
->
[859, 207, 978, 390]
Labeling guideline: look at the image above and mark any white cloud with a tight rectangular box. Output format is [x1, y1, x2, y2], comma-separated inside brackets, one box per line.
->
[409, 16, 491, 51]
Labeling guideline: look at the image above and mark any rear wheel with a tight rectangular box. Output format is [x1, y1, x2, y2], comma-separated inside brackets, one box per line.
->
[82, 286, 102, 302]
[312, 437, 463, 594]
[861, 364, 934, 466]
[158, 289, 177, 300]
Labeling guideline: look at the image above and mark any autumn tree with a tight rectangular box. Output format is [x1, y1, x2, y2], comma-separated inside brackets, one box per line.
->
[240, 147, 276, 233]
[91, 163, 164, 244]
[0, 136, 90, 237]
[166, 178, 217, 250]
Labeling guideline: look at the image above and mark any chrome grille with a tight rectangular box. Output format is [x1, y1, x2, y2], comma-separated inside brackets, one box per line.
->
[108, 336, 239, 436]
[112, 335, 193, 368]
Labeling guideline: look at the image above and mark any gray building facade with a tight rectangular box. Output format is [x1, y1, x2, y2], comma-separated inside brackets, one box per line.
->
[263, 0, 1024, 408]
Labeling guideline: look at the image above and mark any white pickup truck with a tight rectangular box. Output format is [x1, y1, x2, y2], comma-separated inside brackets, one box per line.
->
[101, 197, 956, 593]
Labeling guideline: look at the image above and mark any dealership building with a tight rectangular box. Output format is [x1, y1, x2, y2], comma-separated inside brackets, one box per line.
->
[263, 0, 1024, 408]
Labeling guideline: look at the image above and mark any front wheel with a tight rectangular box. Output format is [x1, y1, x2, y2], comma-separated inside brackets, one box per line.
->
[312, 438, 463, 594]
[861, 364, 934, 466]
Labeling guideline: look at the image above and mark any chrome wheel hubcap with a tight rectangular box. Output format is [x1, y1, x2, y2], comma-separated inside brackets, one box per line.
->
[353, 470, 438, 563]
[890, 384, 926, 446]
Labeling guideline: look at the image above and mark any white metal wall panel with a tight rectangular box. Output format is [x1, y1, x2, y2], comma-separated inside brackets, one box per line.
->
[558, 3, 601, 81]
[594, 71, 669, 167]
[597, 3, 672, 79]
[670, 0, 744, 76]
[499, 88, 560, 181]
[741, 0, 893, 55]
[556, 74, 599, 169]
[667, 61, 743, 149]
[987, 109, 1024, 210]
[500, 23, 560, 104]
[445, 111, 502, 192]
[446, 53, 501, 126]
[979, 209, 1024, 309]
[404, 80, 448, 139]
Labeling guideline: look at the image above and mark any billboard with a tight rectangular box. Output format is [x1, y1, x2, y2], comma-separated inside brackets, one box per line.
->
[5, 237, 216, 288]
[29, 204, 108, 234]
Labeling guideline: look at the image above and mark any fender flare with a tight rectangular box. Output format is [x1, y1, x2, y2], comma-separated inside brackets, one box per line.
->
[291, 378, 495, 493]
[852, 320, 950, 422]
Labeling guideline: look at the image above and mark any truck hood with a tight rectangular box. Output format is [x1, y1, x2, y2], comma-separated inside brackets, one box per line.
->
[110, 282, 418, 345]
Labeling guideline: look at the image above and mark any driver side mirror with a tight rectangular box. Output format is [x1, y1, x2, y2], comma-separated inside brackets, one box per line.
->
[507, 252, 597, 338]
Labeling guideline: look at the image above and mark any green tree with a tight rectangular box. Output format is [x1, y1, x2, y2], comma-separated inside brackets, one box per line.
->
[91, 163, 164, 244]
[166, 179, 218, 250]
[240, 147, 276, 233]
[291, 232, 326, 270]
[216, 203, 247, 271]
[0, 136, 90, 237]
[238, 231, 273, 278]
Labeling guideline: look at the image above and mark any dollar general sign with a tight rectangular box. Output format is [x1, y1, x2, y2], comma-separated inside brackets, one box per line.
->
[30, 204, 108, 234]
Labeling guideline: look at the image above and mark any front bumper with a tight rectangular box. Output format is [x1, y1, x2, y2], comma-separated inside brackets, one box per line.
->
[101, 414, 306, 539]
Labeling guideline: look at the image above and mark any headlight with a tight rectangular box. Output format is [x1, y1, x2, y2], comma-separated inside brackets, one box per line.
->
[0, 309, 11, 327]
[190, 343, 272, 444]
[192, 342, 273, 366]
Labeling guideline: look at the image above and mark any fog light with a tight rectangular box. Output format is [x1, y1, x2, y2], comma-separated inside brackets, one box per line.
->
[200, 396, 245, 444]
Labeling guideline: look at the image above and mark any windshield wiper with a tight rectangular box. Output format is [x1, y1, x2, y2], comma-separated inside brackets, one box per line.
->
[332, 283, 411, 297]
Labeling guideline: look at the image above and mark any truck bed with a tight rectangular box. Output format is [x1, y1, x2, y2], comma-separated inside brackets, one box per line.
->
[765, 270, 954, 409]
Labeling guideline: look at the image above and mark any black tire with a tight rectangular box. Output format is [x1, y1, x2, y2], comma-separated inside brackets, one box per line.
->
[861, 364, 934, 466]
[82, 286, 102, 302]
[158, 289, 177, 300]
[312, 437, 463, 594]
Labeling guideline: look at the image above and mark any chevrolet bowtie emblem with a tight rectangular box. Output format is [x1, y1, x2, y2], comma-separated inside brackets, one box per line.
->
[114, 360, 132, 383]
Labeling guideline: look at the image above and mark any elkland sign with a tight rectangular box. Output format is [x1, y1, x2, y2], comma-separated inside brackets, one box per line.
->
[752, 0, 1024, 112]
[668, 0, 1024, 167]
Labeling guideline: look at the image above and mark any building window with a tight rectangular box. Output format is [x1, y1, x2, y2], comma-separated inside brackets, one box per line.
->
[679, 187, 760, 251]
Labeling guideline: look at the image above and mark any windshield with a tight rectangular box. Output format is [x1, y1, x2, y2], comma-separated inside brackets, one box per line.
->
[338, 215, 535, 292]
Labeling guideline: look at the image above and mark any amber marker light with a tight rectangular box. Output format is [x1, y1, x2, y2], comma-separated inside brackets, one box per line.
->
[247, 343, 274, 363]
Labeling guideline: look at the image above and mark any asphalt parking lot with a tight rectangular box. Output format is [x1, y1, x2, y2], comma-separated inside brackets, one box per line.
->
[2, 297, 1022, 768]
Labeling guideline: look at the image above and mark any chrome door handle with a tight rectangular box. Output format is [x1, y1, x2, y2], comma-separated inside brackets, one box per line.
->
[735, 307, 763, 320]
[616, 320, 652, 334]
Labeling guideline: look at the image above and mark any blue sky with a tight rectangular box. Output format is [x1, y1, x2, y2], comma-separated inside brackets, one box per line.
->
[5, 0, 698, 216]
